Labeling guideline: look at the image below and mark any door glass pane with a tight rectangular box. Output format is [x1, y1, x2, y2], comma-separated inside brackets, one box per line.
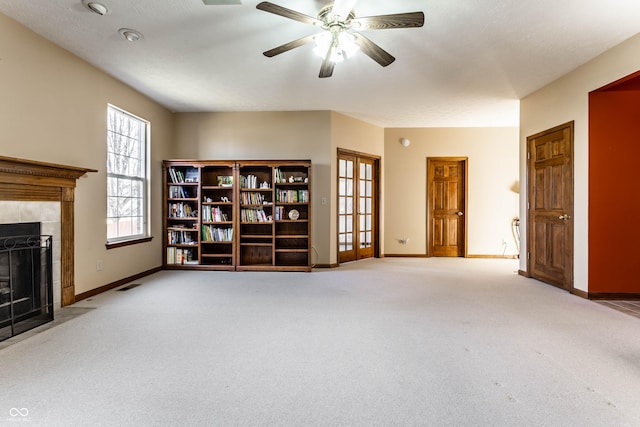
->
[366, 181, 372, 197]
[360, 181, 365, 198]
[340, 178, 346, 195]
[360, 232, 366, 248]
[339, 197, 346, 215]
[339, 216, 346, 233]
[366, 198, 372, 214]
[346, 179, 353, 196]
[339, 159, 346, 177]
[346, 198, 353, 214]
[346, 216, 353, 233]
[346, 161, 353, 178]
[366, 232, 372, 246]
[366, 164, 372, 180]
[360, 215, 365, 230]
[366, 215, 372, 231]
[360, 198, 365, 214]
[360, 163, 366, 178]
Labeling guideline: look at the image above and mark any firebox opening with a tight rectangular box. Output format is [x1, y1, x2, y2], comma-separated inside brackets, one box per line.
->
[0, 222, 54, 342]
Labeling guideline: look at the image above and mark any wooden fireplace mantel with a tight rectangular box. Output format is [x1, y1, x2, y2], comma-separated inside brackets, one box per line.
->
[0, 155, 97, 306]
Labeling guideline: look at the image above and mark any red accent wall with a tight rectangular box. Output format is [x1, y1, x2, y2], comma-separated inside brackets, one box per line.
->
[589, 80, 640, 294]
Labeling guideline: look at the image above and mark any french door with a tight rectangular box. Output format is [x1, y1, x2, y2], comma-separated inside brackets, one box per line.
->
[338, 149, 379, 263]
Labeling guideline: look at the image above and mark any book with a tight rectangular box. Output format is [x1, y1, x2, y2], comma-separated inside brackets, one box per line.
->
[184, 167, 199, 183]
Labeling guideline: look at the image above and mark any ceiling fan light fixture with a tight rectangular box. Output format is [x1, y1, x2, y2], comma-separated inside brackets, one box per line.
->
[338, 32, 359, 57]
[313, 31, 359, 63]
[313, 32, 332, 57]
[329, 47, 345, 63]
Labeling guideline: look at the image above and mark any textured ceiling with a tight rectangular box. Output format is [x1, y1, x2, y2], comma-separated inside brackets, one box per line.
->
[1, 0, 640, 127]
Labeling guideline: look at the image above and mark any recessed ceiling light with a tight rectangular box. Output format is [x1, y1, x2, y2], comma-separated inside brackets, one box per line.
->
[118, 28, 143, 42]
[82, 0, 108, 15]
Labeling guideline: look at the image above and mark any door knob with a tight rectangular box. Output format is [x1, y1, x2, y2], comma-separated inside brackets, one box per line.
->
[457, 212, 463, 216]
[558, 214, 571, 220]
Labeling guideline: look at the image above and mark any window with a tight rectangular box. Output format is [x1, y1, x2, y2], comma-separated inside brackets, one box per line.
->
[106, 105, 149, 244]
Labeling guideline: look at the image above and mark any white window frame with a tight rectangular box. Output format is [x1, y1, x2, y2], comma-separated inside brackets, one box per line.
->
[106, 104, 150, 245]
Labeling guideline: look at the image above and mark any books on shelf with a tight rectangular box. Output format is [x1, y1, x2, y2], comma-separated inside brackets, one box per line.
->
[240, 174, 269, 189]
[274, 168, 285, 183]
[241, 208, 270, 223]
[169, 185, 189, 199]
[275, 206, 285, 221]
[274, 168, 307, 184]
[241, 192, 266, 205]
[168, 203, 195, 218]
[166, 247, 196, 265]
[167, 229, 197, 245]
[276, 189, 309, 203]
[202, 205, 228, 222]
[168, 167, 198, 183]
[202, 225, 233, 242]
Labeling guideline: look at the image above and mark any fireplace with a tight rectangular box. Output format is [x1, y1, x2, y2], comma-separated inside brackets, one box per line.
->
[0, 222, 54, 341]
[0, 156, 96, 308]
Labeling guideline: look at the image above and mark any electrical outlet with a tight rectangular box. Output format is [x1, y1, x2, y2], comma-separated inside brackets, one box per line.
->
[96, 260, 103, 271]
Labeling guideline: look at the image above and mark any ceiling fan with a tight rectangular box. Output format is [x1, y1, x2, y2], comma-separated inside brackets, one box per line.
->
[256, 0, 424, 78]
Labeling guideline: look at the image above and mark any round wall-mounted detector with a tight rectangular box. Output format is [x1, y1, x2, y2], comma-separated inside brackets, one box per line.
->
[82, 0, 108, 15]
[118, 28, 143, 42]
[400, 138, 411, 147]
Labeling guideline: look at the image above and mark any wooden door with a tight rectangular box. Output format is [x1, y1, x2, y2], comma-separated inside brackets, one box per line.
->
[428, 158, 467, 257]
[527, 122, 574, 290]
[338, 150, 379, 263]
[357, 157, 375, 259]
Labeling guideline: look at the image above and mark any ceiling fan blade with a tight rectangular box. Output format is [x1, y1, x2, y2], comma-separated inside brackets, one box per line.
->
[263, 34, 316, 57]
[352, 33, 395, 67]
[318, 44, 335, 78]
[352, 12, 425, 30]
[256, 2, 321, 26]
[319, 56, 335, 78]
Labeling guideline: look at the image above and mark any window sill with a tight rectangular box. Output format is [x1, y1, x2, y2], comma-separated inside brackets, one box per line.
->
[106, 236, 153, 250]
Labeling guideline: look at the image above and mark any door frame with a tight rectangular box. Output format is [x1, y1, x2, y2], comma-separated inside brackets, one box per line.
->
[426, 157, 468, 257]
[336, 148, 381, 264]
[526, 121, 574, 291]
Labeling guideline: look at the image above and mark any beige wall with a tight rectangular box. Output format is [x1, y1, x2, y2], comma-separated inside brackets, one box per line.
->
[384, 128, 520, 257]
[520, 33, 640, 292]
[0, 13, 174, 295]
[172, 111, 384, 266]
[330, 112, 385, 262]
[173, 111, 334, 265]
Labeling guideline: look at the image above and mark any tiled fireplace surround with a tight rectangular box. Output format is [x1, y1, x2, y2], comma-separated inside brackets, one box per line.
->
[0, 156, 96, 308]
[0, 201, 61, 306]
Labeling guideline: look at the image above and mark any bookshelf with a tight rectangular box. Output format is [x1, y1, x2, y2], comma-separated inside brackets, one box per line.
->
[163, 160, 311, 272]
[200, 163, 236, 269]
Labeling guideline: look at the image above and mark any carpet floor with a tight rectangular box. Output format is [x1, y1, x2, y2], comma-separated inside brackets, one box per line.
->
[1, 258, 639, 426]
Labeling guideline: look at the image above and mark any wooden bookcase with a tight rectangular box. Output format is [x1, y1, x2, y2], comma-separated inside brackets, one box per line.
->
[163, 160, 311, 272]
